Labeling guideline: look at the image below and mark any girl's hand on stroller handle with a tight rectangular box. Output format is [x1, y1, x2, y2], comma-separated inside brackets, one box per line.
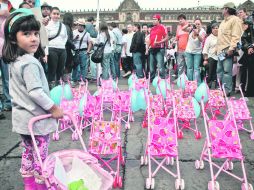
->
[48, 105, 64, 119]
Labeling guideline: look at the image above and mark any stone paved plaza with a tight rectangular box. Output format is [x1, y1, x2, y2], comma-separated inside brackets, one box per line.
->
[0, 78, 254, 190]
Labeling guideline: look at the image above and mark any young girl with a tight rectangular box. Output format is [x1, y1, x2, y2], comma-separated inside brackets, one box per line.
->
[2, 8, 63, 190]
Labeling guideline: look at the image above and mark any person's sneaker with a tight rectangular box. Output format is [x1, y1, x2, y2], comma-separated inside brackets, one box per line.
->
[71, 81, 78, 88]
[0, 112, 6, 120]
[226, 93, 231, 97]
[122, 71, 131, 78]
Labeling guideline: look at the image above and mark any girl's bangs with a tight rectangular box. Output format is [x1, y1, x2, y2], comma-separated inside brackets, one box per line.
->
[19, 16, 41, 32]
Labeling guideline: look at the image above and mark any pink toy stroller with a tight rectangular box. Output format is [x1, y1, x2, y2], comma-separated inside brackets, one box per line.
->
[89, 120, 124, 188]
[79, 93, 102, 133]
[99, 78, 118, 113]
[223, 84, 254, 140]
[206, 80, 226, 119]
[142, 94, 166, 128]
[141, 98, 185, 190]
[196, 100, 253, 190]
[175, 96, 201, 139]
[53, 98, 80, 141]
[28, 112, 113, 190]
[184, 80, 197, 97]
[52, 80, 84, 141]
[111, 90, 133, 129]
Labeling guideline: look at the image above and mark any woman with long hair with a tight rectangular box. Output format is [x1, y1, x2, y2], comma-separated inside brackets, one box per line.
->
[63, 12, 75, 75]
[96, 23, 114, 80]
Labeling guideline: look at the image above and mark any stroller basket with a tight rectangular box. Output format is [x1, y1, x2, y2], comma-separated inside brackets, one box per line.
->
[43, 149, 113, 190]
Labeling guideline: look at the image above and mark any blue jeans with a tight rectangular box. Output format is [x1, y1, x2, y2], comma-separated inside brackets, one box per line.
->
[101, 53, 113, 80]
[185, 52, 201, 84]
[0, 58, 11, 109]
[113, 52, 121, 79]
[89, 57, 97, 79]
[72, 51, 88, 82]
[109, 54, 116, 79]
[217, 57, 233, 94]
[149, 48, 165, 80]
[133, 52, 144, 78]
[176, 51, 186, 76]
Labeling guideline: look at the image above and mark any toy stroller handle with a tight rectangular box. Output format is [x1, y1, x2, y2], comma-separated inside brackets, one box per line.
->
[28, 112, 87, 170]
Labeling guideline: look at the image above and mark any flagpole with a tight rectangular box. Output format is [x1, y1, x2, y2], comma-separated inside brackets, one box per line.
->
[96, 0, 100, 29]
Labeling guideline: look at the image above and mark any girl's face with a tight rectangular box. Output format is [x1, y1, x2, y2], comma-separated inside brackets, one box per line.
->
[243, 24, 249, 31]
[194, 20, 202, 30]
[50, 9, 60, 22]
[16, 30, 40, 54]
[212, 26, 219, 36]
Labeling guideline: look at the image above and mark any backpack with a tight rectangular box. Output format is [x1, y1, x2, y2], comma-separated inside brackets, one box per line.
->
[91, 39, 108, 63]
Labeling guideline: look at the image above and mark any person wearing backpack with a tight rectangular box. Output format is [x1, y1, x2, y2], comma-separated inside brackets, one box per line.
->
[95, 23, 115, 80]
[71, 19, 92, 87]
[45, 7, 68, 89]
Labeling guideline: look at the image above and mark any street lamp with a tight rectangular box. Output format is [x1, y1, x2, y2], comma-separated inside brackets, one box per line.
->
[96, 0, 100, 29]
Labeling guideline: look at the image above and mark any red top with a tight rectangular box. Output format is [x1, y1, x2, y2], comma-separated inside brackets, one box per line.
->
[176, 25, 189, 52]
[150, 24, 167, 48]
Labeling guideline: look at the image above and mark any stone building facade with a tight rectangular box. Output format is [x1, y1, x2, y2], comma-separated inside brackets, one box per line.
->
[63, 0, 254, 33]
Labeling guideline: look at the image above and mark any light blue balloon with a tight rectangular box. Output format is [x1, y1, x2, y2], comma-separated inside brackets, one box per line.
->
[112, 80, 117, 90]
[177, 73, 188, 89]
[192, 97, 201, 118]
[137, 89, 147, 110]
[128, 74, 135, 86]
[194, 82, 209, 103]
[50, 85, 63, 105]
[79, 94, 87, 116]
[152, 76, 159, 87]
[131, 89, 140, 112]
[63, 84, 73, 100]
[156, 80, 170, 98]
[34, 0, 41, 7]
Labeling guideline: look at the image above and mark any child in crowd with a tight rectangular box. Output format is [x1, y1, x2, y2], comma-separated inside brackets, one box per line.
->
[2, 8, 63, 190]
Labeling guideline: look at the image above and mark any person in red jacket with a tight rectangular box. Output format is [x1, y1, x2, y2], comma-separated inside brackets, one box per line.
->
[148, 14, 168, 81]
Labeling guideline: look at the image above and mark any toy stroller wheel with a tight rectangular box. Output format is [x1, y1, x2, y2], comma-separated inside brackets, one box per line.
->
[140, 156, 145, 166]
[60, 123, 65, 130]
[144, 156, 148, 165]
[180, 179, 185, 190]
[55, 132, 59, 141]
[125, 123, 130, 129]
[199, 160, 204, 169]
[74, 132, 79, 141]
[130, 115, 134, 122]
[121, 156, 125, 166]
[195, 131, 202, 139]
[175, 179, 181, 190]
[151, 178, 155, 189]
[195, 160, 200, 170]
[228, 161, 233, 171]
[208, 181, 220, 190]
[241, 183, 253, 190]
[166, 157, 174, 166]
[250, 132, 254, 140]
[71, 133, 75, 141]
[223, 161, 229, 171]
[146, 178, 151, 189]
[118, 176, 123, 188]
[113, 176, 118, 188]
[178, 131, 183, 139]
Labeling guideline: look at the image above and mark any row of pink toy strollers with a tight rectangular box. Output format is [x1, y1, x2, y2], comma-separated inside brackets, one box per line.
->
[28, 74, 254, 190]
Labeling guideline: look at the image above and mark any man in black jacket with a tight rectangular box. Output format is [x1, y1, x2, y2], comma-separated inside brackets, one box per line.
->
[130, 24, 146, 78]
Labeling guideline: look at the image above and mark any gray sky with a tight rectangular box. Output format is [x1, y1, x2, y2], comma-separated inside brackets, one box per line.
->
[12, 0, 248, 11]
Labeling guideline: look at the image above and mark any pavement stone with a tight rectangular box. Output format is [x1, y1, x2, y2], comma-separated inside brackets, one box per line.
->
[0, 78, 254, 190]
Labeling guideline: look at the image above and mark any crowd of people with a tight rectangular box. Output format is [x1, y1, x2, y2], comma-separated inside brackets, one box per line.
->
[0, 0, 254, 189]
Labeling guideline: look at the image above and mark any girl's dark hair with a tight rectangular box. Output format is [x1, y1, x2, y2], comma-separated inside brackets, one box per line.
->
[100, 23, 110, 42]
[2, 14, 45, 63]
[122, 28, 128, 34]
[228, 8, 237, 16]
[63, 13, 74, 28]
[134, 23, 141, 30]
